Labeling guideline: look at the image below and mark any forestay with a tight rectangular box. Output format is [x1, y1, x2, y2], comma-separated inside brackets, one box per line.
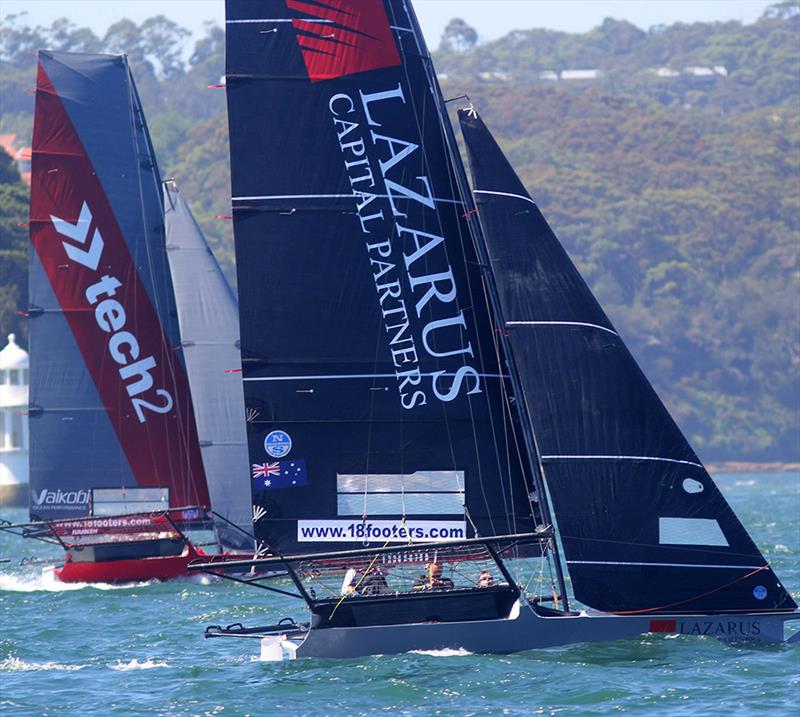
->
[225, 0, 541, 554]
[458, 108, 796, 614]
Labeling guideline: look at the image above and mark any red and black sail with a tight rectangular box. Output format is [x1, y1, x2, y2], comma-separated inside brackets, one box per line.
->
[28, 52, 209, 519]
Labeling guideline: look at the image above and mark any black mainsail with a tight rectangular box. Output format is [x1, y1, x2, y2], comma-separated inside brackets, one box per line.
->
[458, 108, 796, 614]
[226, 0, 544, 555]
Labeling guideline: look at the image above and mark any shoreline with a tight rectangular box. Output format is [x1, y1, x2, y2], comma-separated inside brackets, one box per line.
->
[707, 462, 800, 474]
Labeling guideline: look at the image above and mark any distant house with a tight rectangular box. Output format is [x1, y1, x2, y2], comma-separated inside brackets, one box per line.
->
[0, 134, 32, 185]
[648, 66, 728, 82]
[683, 66, 718, 83]
[479, 71, 512, 82]
[0, 333, 29, 508]
[560, 69, 601, 81]
[538, 70, 559, 82]
[651, 67, 681, 78]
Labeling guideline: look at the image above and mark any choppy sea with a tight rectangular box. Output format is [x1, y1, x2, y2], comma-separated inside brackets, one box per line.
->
[1, 472, 798, 717]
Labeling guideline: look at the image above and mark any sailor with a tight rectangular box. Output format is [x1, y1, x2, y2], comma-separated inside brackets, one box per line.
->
[477, 570, 494, 588]
[341, 565, 389, 596]
[413, 562, 454, 591]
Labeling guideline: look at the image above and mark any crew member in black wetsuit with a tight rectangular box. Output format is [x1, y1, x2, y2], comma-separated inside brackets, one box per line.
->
[412, 562, 454, 591]
[342, 566, 389, 596]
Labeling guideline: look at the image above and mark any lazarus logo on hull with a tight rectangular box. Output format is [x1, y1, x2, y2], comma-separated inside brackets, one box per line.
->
[27, 59, 209, 508]
[286, 0, 401, 83]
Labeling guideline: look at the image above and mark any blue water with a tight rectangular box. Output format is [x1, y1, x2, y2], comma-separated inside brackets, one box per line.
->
[1, 473, 798, 716]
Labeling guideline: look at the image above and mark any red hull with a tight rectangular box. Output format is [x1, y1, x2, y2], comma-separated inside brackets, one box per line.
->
[54, 542, 204, 584]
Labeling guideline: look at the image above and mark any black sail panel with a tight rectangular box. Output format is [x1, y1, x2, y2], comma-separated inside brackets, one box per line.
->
[226, 0, 540, 554]
[458, 108, 795, 613]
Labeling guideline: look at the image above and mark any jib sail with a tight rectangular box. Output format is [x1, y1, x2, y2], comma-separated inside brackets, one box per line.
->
[458, 107, 796, 613]
[163, 182, 252, 544]
[28, 51, 209, 520]
[225, 0, 540, 554]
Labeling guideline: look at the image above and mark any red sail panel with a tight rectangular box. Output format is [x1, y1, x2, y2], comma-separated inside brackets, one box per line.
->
[287, 0, 401, 82]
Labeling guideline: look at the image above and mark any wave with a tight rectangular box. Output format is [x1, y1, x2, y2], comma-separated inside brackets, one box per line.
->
[0, 567, 155, 592]
[409, 647, 474, 657]
[0, 656, 87, 672]
[108, 658, 168, 671]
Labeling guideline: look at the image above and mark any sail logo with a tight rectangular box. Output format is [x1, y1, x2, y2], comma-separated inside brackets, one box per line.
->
[286, 0, 400, 83]
[328, 85, 482, 409]
[50, 201, 174, 424]
[31, 488, 90, 509]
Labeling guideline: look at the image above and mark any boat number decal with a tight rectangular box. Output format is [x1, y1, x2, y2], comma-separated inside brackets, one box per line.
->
[264, 430, 292, 458]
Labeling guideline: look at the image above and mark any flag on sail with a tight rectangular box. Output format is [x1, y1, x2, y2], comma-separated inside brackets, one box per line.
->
[252, 460, 308, 492]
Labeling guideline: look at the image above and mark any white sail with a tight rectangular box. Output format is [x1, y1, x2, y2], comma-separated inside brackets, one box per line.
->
[164, 182, 252, 546]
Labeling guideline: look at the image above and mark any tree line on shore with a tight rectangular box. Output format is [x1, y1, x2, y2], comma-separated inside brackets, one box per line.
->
[0, 2, 797, 461]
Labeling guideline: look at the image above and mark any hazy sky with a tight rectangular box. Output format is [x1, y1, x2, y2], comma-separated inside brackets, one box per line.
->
[2, 1, 776, 50]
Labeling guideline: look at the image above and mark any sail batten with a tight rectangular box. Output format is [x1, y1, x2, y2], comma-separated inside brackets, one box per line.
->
[458, 107, 796, 613]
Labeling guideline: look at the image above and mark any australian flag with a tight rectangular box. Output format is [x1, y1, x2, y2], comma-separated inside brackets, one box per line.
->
[251, 459, 308, 493]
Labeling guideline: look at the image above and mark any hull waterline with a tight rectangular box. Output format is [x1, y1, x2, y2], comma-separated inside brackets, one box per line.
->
[271, 602, 800, 659]
[54, 542, 204, 584]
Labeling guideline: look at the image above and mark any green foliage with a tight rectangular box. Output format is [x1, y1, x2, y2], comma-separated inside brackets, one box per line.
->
[0, 7, 797, 460]
[441, 18, 479, 53]
[0, 149, 28, 345]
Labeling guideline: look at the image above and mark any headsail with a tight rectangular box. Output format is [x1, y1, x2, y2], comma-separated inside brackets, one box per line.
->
[163, 182, 252, 544]
[225, 0, 542, 554]
[458, 108, 796, 613]
[28, 51, 209, 520]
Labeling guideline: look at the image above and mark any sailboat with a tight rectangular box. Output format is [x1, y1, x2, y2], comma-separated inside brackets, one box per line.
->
[190, 0, 798, 656]
[0, 50, 253, 583]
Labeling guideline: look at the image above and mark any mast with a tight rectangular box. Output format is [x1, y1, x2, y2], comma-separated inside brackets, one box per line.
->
[400, 0, 570, 609]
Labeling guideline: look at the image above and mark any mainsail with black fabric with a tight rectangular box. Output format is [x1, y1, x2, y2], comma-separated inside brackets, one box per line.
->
[458, 108, 796, 614]
[225, 0, 544, 556]
[28, 51, 209, 520]
[164, 182, 252, 545]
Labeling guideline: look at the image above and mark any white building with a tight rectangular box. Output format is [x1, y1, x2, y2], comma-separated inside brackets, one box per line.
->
[560, 69, 601, 81]
[0, 333, 29, 508]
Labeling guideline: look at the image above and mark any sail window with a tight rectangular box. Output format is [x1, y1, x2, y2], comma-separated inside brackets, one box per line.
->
[337, 471, 465, 516]
[0, 369, 5, 384]
[92, 487, 170, 516]
[0, 411, 5, 448]
[8, 369, 19, 385]
[659, 517, 729, 546]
